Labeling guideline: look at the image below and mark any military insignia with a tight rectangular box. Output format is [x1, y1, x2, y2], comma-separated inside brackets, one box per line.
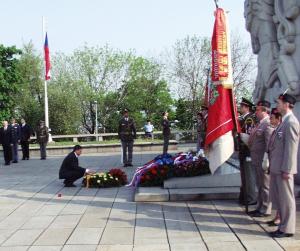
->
[209, 84, 219, 105]
[278, 131, 283, 139]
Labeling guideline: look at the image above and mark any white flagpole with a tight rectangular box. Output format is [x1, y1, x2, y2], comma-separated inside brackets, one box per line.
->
[42, 17, 52, 142]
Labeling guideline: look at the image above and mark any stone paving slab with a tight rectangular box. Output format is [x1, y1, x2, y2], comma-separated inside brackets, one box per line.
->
[0, 153, 298, 250]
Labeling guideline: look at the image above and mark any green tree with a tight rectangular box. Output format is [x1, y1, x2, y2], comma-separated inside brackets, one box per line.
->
[14, 42, 44, 128]
[0, 44, 22, 121]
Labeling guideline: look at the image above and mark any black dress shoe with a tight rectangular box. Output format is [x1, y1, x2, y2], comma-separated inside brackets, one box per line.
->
[12, 160, 18, 163]
[271, 230, 294, 238]
[266, 220, 280, 227]
[127, 163, 133, 167]
[22, 157, 26, 160]
[64, 184, 76, 187]
[123, 164, 128, 167]
[250, 211, 271, 217]
[4, 162, 10, 166]
[248, 210, 259, 215]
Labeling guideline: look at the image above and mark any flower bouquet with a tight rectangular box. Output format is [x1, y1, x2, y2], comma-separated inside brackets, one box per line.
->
[108, 168, 128, 185]
[173, 157, 210, 177]
[83, 171, 123, 188]
[139, 165, 171, 187]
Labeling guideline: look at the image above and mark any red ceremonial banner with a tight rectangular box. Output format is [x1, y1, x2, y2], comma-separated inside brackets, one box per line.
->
[211, 8, 228, 82]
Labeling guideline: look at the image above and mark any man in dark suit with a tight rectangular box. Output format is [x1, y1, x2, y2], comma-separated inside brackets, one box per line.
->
[118, 109, 136, 167]
[20, 118, 32, 160]
[0, 121, 12, 165]
[59, 145, 92, 187]
[10, 118, 20, 163]
[162, 111, 170, 154]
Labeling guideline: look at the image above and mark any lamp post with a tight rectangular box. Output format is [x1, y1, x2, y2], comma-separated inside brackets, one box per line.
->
[94, 101, 98, 138]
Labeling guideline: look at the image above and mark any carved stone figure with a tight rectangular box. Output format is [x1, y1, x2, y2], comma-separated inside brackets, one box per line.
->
[245, 0, 300, 183]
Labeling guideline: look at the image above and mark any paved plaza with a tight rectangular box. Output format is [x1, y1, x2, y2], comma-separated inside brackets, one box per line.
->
[0, 152, 299, 251]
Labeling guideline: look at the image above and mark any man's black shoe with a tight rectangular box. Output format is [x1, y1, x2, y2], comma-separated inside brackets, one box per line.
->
[12, 160, 18, 163]
[248, 210, 259, 215]
[64, 184, 76, 187]
[270, 230, 294, 238]
[26, 157, 29, 160]
[22, 157, 26, 160]
[123, 164, 128, 167]
[250, 211, 271, 217]
[266, 220, 280, 227]
[5, 162, 10, 166]
[41, 157, 46, 160]
[127, 163, 133, 167]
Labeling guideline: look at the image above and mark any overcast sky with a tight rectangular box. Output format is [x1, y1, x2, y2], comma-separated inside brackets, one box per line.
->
[0, 0, 249, 55]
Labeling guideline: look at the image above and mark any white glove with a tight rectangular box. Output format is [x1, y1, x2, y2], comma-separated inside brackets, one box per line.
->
[262, 153, 269, 171]
[240, 133, 250, 146]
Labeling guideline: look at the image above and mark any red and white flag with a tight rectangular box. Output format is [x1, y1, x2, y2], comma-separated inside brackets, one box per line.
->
[205, 8, 239, 174]
[44, 32, 51, 80]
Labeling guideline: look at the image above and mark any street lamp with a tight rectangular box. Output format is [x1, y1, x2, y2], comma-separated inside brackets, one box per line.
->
[94, 101, 98, 136]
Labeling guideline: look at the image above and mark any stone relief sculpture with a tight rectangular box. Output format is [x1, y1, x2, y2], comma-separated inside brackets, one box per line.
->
[244, 0, 300, 102]
[245, 0, 300, 183]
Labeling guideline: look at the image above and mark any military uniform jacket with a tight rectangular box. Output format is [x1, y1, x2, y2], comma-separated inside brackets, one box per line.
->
[36, 126, 49, 143]
[238, 112, 256, 158]
[268, 112, 300, 175]
[162, 118, 170, 137]
[118, 117, 136, 141]
[248, 116, 273, 166]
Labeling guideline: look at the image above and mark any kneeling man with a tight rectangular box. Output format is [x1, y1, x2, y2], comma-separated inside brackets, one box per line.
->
[59, 145, 92, 187]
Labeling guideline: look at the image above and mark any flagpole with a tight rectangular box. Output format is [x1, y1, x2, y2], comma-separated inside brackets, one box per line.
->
[42, 17, 51, 142]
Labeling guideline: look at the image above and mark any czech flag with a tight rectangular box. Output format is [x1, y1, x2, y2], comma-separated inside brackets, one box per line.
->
[44, 32, 51, 80]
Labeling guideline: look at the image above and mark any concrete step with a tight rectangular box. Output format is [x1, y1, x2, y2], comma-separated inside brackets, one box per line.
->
[135, 184, 300, 202]
[164, 173, 241, 189]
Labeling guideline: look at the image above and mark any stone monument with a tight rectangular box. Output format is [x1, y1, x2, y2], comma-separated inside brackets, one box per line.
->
[245, 0, 300, 184]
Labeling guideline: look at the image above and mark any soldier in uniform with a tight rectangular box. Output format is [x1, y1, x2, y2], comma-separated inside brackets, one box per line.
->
[248, 100, 274, 217]
[118, 109, 136, 167]
[268, 93, 299, 238]
[238, 98, 257, 206]
[36, 120, 49, 160]
[162, 111, 170, 154]
[10, 118, 21, 163]
[196, 106, 208, 152]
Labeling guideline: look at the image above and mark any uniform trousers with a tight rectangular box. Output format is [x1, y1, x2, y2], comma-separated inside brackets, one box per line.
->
[270, 173, 296, 234]
[121, 140, 133, 165]
[253, 162, 271, 214]
[163, 135, 169, 154]
[239, 156, 257, 203]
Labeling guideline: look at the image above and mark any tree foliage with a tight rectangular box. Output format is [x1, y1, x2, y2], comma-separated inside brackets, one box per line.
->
[0, 45, 22, 121]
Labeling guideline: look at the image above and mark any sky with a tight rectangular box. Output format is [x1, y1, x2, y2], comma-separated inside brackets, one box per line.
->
[0, 0, 250, 56]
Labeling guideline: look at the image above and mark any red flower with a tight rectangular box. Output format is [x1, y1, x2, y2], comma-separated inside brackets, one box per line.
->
[151, 169, 157, 175]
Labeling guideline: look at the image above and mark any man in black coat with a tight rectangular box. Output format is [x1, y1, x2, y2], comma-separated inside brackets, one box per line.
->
[20, 118, 32, 160]
[10, 118, 20, 163]
[59, 145, 92, 187]
[118, 109, 136, 167]
[0, 121, 12, 165]
[162, 111, 170, 154]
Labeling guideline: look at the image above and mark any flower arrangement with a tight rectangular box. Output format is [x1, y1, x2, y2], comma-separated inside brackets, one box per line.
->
[139, 165, 170, 187]
[128, 152, 211, 187]
[108, 168, 128, 185]
[82, 169, 126, 188]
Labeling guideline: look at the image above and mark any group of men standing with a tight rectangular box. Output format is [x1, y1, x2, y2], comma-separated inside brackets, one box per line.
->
[238, 93, 299, 238]
[0, 119, 49, 164]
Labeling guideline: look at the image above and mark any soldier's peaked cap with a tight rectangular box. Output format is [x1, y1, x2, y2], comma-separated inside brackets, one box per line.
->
[240, 98, 254, 108]
[278, 93, 296, 105]
[256, 100, 271, 108]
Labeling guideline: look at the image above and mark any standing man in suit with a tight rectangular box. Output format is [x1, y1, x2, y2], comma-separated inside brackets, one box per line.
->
[0, 121, 12, 165]
[10, 118, 20, 163]
[20, 118, 32, 160]
[162, 111, 170, 155]
[36, 120, 49, 160]
[268, 93, 299, 238]
[238, 98, 257, 206]
[59, 145, 93, 187]
[118, 109, 136, 167]
[248, 100, 274, 217]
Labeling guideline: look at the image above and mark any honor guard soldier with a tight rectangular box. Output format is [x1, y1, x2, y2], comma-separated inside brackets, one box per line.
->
[248, 100, 274, 217]
[238, 98, 257, 207]
[118, 109, 136, 167]
[268, 93, 299, 238]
